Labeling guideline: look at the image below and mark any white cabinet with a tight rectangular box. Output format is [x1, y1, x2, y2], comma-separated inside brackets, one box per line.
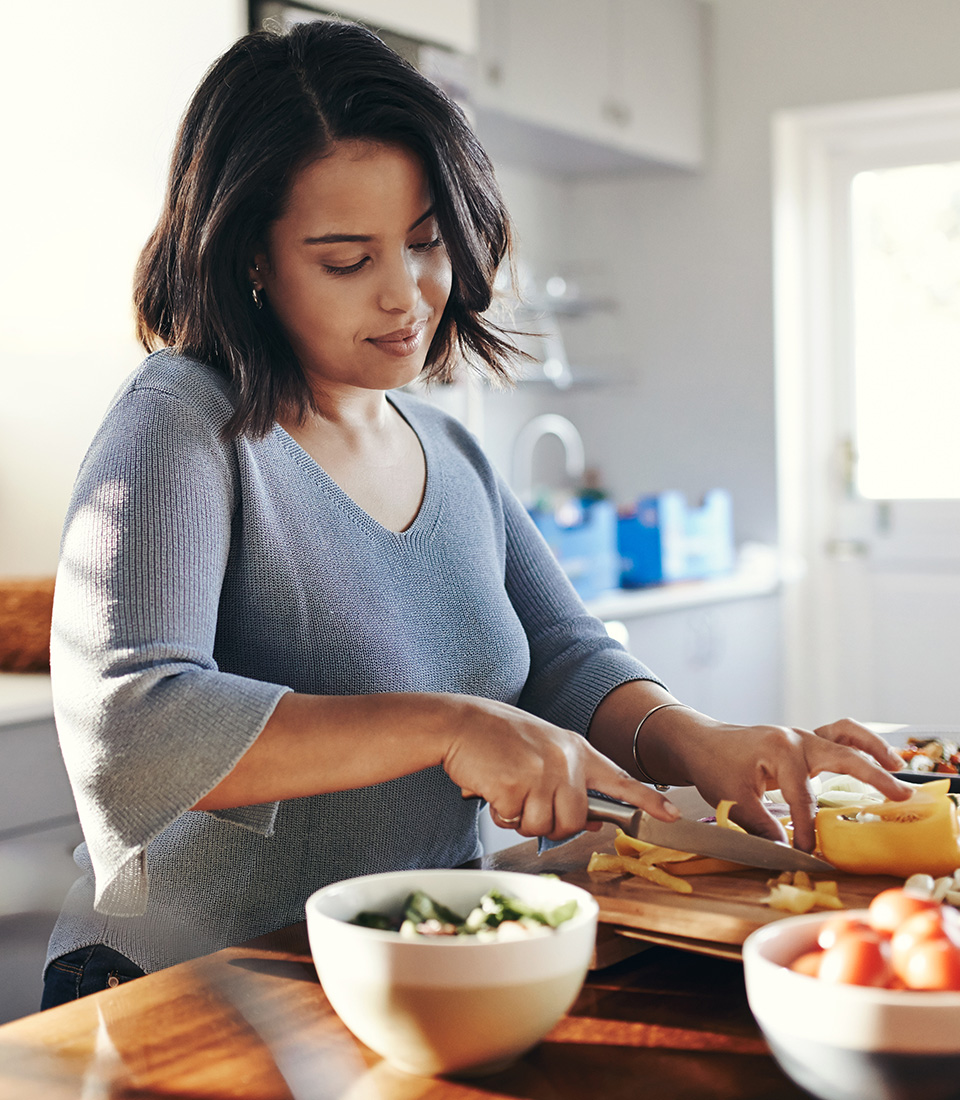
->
[622, 596, 783, 725]
[476, 1, 608, 135]
[0, 704, 81, 913]
[0, 718, 77, 837]
[473, 0, 704, 174]
[260, 1, 477, 52]
[617, 0, 704, 169]
[0, 712, 82, 1024]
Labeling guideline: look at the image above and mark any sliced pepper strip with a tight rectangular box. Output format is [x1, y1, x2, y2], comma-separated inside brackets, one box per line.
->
[716, 800, 746, 833]
[587, 851, 693, 894]
[671, 856, 742, 876]
[614, 829, 696, 863]
[613, 828, 740, 875]
[612, 829, 658, 858]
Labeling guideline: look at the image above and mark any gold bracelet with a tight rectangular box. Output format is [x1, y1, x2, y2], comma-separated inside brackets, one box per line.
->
[632, 702, 690, 791]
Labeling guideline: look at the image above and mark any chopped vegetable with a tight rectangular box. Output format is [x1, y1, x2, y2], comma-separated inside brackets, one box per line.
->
[670, 856, 744, 876]
[592, 813, 749, 897]
[715, 800, 746, 833]
[901, 736, 960, 775]
[766, 776, 823, 806]
[638, 845, 698, 867]
[587, 850, 693, 894]
[612, 829, 700, 868]
[587, 851, 629, 874]
[766, 774, 886, 810]
[351, 887, 577, 939]
[816, 778, 960, 877]
[462, 889, 577, 932]
[404, 891, 465, 931]
[352, 911, 398, 931]
[593, 825, 744, 890]
[762, 870, 844, 914]
[904, 873, 937, 897]
[815, 775, 885, 809]
[902, 869, 960, 907]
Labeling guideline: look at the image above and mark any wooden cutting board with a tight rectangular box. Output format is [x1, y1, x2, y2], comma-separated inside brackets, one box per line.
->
[486, 823, 901, 952]
[563, 862, 898, 947]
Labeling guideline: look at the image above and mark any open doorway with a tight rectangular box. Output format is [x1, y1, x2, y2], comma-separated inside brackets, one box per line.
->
[774, 91, 960, 729]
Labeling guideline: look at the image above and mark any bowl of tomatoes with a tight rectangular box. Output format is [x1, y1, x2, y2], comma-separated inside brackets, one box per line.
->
[742, 888, 960, 1100]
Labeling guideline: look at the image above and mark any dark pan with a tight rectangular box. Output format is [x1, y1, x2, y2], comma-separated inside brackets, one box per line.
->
[897, 771, 960, 793]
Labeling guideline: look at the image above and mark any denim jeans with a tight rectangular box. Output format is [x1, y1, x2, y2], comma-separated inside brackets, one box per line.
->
[41, 944, 145, 1010]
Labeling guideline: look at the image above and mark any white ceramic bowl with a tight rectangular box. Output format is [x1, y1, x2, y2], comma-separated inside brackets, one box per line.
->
[305, 868, 598, 1077]
[743, 910, 960, 1100]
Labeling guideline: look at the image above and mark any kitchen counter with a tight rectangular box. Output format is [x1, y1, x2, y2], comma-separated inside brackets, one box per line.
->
[583, 543, 783, 622]
[0, 832, 805, 1100]
[0, 548, 785, 730]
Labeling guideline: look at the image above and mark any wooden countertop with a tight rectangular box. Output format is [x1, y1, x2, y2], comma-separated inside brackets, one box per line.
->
[0, 834, 807, 1100]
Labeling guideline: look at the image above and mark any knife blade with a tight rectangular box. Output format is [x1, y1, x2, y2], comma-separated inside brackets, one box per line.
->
[586, 796, 835, 873]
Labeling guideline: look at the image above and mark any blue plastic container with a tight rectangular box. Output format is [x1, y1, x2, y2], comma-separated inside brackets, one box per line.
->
[618, 490, 734, 587]
[529, 498, 620, 601]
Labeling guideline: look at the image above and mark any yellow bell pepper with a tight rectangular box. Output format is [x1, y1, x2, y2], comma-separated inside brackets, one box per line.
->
[815, 778, 960, 877]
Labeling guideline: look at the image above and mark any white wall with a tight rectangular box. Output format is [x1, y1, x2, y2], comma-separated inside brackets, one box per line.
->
[476, 164, 580, 485]
[7, 0, 960, 573]
[0, 0, 245, 577]
[550, 0, 960, 545]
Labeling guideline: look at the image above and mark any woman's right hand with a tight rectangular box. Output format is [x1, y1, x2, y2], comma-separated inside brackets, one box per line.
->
[440, 695, 679, 841]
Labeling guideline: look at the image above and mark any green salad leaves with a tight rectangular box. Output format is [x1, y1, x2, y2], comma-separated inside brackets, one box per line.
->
[352, 887, 578, 939]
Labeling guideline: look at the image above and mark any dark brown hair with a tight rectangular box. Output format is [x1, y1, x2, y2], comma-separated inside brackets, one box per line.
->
[134, 19, 521, 437]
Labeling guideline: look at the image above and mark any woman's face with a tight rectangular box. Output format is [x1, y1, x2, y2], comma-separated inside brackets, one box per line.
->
[254, 140, 453, 396]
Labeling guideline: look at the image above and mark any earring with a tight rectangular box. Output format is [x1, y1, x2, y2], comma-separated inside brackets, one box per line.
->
[251, 285, 263, 310]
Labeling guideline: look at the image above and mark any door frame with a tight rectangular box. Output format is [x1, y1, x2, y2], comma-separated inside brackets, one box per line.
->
[772, 90, 960, 728]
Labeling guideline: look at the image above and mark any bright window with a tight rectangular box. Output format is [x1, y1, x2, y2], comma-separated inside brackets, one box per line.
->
[850, 161, 960, 499]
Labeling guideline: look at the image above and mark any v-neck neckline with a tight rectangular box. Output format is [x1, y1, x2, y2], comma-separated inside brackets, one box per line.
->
[273, 392, 442, 543]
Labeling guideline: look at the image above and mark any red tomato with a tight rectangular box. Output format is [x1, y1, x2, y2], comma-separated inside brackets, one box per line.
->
[899, 937, 960, 991]
[789, 949, 824, 978]
[891, 909, 949, 979]
[817, 914, 873, 951]
[867, 888, 939, 935]
[818, 930, 894, 987]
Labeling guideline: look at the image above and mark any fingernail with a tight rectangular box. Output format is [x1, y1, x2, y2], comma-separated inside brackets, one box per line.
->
[663, 800, 681, 819]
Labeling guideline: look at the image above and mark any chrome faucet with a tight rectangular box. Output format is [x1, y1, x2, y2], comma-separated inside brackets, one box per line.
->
[512, 414, 586, 504]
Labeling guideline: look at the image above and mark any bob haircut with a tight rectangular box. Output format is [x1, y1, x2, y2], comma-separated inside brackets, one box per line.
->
[134, 19, 522, 438]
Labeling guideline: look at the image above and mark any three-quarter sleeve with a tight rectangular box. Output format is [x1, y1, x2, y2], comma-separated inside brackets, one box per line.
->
[51, 382, 290, 917]
[500, 479, 664, 735]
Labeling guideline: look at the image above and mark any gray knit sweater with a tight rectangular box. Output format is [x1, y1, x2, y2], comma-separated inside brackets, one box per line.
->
[47, 350, 659, 973]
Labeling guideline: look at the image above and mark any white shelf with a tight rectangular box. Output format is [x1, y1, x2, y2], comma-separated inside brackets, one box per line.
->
[585, 546, 782, 622]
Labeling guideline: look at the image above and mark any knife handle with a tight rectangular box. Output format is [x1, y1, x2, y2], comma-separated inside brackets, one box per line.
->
[586, 795, 641, 830]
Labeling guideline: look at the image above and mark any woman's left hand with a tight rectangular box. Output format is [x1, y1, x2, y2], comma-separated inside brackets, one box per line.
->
[674, 715, 914, 852]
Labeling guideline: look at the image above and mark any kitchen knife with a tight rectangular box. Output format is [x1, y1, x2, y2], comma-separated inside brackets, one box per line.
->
[586, 795, 835, 873]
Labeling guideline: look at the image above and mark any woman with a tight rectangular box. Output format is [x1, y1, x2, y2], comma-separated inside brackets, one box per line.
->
[42, 20, 909, 1007]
